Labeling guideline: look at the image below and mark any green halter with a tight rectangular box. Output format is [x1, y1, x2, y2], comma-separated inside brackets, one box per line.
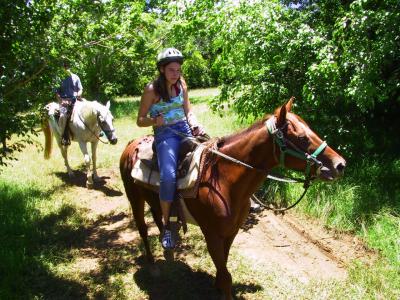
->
[265, 116, 328, 181]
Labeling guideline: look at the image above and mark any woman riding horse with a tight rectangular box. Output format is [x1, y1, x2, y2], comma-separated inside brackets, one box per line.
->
[136, 48, 204, 249]
[121, 96, 346, 298]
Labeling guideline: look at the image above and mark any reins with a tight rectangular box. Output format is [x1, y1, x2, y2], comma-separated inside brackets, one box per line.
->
[162, 117, 328, 213]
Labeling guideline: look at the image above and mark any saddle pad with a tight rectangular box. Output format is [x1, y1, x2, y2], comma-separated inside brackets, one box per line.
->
[136, 136, 154, 161]
[131, 143, 205, 190]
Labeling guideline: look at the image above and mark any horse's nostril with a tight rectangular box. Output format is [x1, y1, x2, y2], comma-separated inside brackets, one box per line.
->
[111, 138, 118, 145]
[336, 162, 346, 173]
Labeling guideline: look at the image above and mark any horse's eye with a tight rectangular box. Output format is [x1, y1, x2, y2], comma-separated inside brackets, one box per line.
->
[298, 135, 309, 144]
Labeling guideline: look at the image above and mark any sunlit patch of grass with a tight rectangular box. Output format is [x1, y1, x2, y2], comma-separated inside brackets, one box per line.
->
[292, 158, 400, 268]
[365, 212, 400, 265]
[110, 97, 140, 119]
[348, 259, 400, 299]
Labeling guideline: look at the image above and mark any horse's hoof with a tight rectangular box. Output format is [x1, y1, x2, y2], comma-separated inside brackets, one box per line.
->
[149, 265, 160, 277]
[163, 249, 174, 262]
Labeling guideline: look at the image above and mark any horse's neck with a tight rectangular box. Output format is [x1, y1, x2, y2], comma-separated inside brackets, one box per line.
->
[220, 124, 276, 171]
[75, 102, 97, 127]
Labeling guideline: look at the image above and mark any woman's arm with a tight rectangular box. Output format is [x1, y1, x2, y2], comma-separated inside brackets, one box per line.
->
[182, 78, 192, 116]
[137, 84, 164, 127]
[181, 78, 204, 135]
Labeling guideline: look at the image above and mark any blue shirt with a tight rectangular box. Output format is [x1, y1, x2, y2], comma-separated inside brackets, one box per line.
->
[149, 88, 186, 125]
[58, 73, 82, 98]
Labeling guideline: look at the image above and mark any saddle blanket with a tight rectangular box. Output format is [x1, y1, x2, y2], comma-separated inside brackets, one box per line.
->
[131, 143, 205, 192]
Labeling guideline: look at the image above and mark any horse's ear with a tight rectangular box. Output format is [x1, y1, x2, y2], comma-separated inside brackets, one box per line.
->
[286, 96, 294, 112]
[275, 97, 294, 127]
[106, 101, 110, 110]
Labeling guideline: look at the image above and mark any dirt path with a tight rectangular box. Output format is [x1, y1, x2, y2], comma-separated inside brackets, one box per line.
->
[71, 168, 374, 287]
[234, 210, 371, 283]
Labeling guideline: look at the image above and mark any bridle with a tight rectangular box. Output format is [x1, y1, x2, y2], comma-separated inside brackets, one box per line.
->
[78, 110, 115, 144]
[262, 116, 328, 213]
[97, 111, 116, 141]
[265, 116, 328, 182]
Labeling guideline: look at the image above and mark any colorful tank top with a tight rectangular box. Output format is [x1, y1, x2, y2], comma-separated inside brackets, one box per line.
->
[149, 86, 186, 125]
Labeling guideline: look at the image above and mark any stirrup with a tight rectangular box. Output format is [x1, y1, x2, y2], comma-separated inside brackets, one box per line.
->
[161, 229, 175, 249]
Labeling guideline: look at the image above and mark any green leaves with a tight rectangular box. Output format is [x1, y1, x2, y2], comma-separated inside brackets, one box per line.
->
[208, 0, 400, 158]
[1, 0, 399, 167]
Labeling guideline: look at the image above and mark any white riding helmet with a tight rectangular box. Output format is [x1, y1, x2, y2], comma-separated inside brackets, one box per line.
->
[156, 48, 184, 69]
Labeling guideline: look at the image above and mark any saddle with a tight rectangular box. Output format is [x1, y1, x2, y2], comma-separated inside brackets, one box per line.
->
[131, 134, 210, 236]
[60, 98, 76, 144]
[131, 135, 206, 198]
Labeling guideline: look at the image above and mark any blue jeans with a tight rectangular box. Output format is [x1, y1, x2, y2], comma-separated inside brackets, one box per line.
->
[154, 121, 192, 202]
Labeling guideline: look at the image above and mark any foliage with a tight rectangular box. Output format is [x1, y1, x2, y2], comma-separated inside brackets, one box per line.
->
[1, 0, 399, 165]
[0, 1, 158, 166]
[0, 1, 55, 166]
[210, 0, 400, 159]
[151, 0, 220, 89]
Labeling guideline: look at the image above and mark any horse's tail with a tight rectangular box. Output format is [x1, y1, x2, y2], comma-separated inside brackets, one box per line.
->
[42, 118, 53, 159]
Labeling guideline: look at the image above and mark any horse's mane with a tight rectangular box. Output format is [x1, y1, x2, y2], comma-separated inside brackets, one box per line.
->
[217, 114, 272, 148]
[82, 100, 110, 116]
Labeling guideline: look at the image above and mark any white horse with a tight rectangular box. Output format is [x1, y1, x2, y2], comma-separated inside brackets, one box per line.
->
[42, 99, 118, 188]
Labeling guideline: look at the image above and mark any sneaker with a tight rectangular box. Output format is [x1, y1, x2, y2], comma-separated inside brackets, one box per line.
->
[161, 229, 175, 249]
[61, 137, 70, 146]
[249, 202, 261, 213]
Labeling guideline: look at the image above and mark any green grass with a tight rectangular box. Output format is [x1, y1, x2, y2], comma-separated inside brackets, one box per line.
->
[272, 157, 400, 299]
[1, 88, 399, 299]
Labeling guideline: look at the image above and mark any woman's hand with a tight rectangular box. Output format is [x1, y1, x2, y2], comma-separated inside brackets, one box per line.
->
[153, 113, 165, 127]
[191, 124, 205, 136]
[187, 111, 205, 136]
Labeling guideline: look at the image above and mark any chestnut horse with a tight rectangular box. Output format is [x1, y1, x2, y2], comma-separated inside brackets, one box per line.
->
[120, 99, 346, 299]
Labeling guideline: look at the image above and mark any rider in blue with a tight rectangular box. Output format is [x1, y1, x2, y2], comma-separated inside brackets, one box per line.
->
[55, 60, 83, 146]
[137, 48, 204, 249]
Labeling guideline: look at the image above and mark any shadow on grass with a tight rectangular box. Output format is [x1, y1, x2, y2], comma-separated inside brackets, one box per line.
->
[54, 169, 123, 196]
[0, 182, 90, 298]
[350, 158, 400, 219]
[1, 184, 139, 299]
[133, 257, 262, 300]
[78, 211, 262, 299]
[1, 179, 262, 299]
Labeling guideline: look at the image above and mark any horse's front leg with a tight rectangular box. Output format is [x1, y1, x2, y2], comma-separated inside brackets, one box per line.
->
[78, 142, 93, 188]
[204, 233, 233, 299]
[91, 141, 100, 182]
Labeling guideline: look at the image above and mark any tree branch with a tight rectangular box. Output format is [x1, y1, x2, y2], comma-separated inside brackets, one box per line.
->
[4, 61, 48, 97]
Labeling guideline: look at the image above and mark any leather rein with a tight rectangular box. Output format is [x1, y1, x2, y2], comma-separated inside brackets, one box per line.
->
[166, 115, 328, 213]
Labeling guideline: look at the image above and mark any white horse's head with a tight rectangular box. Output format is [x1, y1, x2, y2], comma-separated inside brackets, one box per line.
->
[93, 101, 118, 145]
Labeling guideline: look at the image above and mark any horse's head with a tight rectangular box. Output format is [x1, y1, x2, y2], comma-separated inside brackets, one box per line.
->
[96, 101, 118, 145]
[268, 97, 346, 180]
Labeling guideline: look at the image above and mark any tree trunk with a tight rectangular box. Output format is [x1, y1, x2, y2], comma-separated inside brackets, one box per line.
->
[2, 137, 6, 151]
